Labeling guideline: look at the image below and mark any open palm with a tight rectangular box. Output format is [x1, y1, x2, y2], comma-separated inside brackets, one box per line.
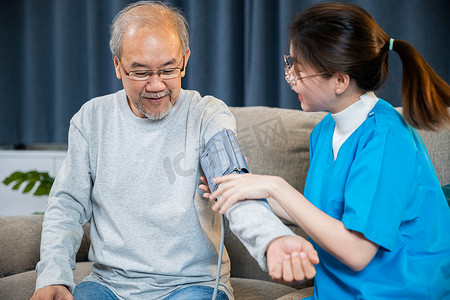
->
[266, 235, 319, 283]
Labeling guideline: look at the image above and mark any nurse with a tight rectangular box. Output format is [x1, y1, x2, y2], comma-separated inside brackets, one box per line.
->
[203, 2, 450, 299]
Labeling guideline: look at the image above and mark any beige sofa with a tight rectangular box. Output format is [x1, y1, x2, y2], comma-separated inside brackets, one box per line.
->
[1, 106, 448, 300]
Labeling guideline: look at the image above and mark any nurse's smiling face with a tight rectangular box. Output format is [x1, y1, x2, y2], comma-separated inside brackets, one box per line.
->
[288, 46, 337, 113]
[287, 45, 365, 114]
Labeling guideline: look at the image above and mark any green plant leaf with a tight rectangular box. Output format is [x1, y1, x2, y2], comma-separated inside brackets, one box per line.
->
[34, 182, 52, 196]
[25, 171, 40, 181]
[23, 181, 37, 194]
[2, 170, 54, 197]
[3, 171, 25, 185]
[12, 180, 24, 190]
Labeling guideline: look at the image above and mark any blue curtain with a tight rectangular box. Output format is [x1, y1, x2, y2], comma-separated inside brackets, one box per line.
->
[1, 0, 449, 144]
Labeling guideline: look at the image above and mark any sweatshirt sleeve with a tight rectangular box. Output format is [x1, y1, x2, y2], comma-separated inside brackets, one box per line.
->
[36, 117, 93, 292]
[200, 99, 295, 271]
[225, 201, 295, 271]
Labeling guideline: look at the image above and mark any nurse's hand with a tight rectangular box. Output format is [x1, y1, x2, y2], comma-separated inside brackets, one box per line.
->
[266, 235, 319, 283]
[199, 176, 212, 197]
[199, 157, 251, 199]
[208, 173, 278, 213]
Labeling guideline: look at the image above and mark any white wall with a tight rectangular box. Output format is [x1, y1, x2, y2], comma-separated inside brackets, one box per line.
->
[0, 150, 66, 216]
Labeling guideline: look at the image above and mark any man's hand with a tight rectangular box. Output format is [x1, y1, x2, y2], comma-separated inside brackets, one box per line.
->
[31, 285, 73, 300]
[266, 235, 319, 284]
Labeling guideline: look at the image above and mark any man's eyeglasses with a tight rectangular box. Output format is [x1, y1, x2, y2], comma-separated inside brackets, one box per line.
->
[118, 55, 185, 81]
[284, 54, 326, 86]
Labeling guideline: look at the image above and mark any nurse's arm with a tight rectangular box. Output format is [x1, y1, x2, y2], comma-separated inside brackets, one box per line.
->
[269, 177, 379, 272]
[266, 196, 296, 223]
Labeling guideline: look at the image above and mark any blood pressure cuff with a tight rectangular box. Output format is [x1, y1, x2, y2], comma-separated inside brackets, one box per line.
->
[200, 129, 249, 193]
[200, 129, 271, 210]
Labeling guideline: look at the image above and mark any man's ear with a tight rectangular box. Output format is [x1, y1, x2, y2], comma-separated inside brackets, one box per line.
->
[113, 55, 122, 80]
[181, 48, 191, 78]
[334, 73, 351, 94]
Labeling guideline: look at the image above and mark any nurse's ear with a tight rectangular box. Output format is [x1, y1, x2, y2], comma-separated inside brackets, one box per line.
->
[334, 73, 351, 95]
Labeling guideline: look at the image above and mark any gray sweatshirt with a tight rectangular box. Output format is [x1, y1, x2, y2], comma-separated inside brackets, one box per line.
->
[36, 89, 294, 299]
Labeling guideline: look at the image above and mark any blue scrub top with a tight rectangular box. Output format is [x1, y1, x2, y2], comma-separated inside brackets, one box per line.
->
[304, 100, 450, 299]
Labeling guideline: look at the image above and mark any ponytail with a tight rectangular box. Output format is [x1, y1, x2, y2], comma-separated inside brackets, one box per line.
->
[289, 2, 449, 131]
[392, 40, 450, 130]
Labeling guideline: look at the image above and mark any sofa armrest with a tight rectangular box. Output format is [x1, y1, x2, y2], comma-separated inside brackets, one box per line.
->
[0, 215, 44, 278]
[0, 214, 91, 278]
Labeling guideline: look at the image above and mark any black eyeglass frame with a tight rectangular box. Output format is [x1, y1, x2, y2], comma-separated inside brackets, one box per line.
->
[118, 55, 186, 81]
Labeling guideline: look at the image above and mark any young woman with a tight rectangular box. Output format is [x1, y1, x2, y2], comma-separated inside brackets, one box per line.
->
[202, 3, 450, 299]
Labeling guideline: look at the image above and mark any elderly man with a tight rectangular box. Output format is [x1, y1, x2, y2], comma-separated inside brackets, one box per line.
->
[31, 1, 318, 300]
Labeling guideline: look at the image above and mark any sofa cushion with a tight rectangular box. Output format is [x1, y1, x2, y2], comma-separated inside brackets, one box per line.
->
[229, 106, 326, 194]
[0, 261, 93, 300]
[0, 215, 91, 278]
[229, 277, 302, 300]
[276, 287, 314, 300]
[0, 215, 43, 278]
[226, 106, 323, 287]
[416, 128, 449, 186]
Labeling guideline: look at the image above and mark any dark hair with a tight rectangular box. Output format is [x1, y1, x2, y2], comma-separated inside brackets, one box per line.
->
[289, 2, 450, 130]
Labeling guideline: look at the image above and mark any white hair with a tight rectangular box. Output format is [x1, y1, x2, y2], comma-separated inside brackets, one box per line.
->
[109, 1, 190, 58]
